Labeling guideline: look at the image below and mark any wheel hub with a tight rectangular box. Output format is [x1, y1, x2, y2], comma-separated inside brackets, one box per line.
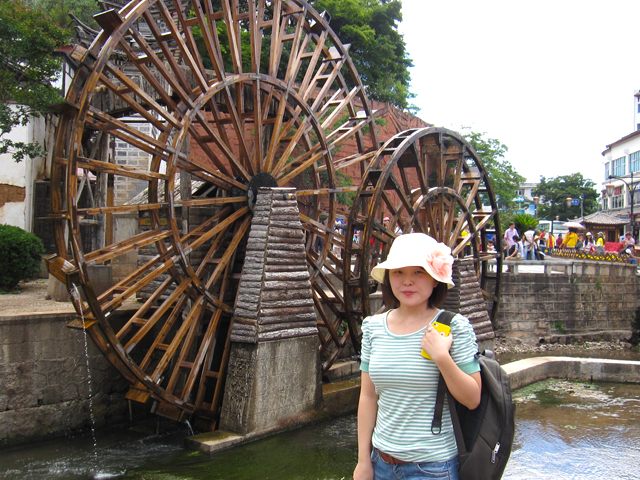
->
[247, 173, 279, 212]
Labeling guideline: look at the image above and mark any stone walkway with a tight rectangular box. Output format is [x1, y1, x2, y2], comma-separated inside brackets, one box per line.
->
[0, 280, 75, 317]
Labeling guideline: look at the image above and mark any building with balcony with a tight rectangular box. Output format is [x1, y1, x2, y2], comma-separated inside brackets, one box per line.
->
[601, 129, 640, 235]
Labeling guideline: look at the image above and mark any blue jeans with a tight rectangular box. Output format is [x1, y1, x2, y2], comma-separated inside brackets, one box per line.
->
[523, 243, 534, 260]
[371, 448, 459, 479]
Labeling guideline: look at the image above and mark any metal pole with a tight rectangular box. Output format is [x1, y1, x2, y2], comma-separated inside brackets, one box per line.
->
[632, 170, 635, 238]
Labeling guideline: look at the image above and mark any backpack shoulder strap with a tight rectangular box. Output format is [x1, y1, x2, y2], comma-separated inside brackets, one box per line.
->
[430, 311, 465, 447]
[435, 310, 456, 327]
[432, 373, 467, 456]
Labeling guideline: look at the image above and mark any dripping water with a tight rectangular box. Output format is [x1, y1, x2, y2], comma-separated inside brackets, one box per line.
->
[70, 283, 98, 462]
[185, 420, 194, 437]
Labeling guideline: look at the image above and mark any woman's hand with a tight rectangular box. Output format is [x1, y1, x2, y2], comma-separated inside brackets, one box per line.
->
[353, 459, 374, 480]
[421, 324, 453, 362]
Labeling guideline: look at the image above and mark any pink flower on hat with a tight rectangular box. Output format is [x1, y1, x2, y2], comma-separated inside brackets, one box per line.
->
[424, 243, 453, 283]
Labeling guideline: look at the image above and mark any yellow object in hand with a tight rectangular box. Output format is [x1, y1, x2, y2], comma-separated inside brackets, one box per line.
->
[421, 321, 451, 360]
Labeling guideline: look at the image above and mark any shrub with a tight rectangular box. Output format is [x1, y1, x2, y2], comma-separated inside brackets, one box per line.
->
[0, 224, 45, 292]
[512, 213, 539, 233]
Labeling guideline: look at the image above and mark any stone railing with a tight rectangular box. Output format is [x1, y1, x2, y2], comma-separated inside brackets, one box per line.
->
[547, 247, 629, 263]
[491, 258, 636, 275]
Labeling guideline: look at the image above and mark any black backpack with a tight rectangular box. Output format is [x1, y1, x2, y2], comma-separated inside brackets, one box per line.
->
[431, 311, 516, 480]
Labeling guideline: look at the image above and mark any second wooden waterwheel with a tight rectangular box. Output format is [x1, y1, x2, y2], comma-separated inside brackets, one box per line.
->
[342, 127, 503, 352]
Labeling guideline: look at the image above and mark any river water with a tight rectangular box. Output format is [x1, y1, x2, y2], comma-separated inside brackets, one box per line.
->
[1, 366, 640, 479]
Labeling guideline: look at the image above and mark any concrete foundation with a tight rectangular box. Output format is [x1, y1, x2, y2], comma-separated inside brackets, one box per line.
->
[219, 335, 322, 435]
[46, 274, 69, 302]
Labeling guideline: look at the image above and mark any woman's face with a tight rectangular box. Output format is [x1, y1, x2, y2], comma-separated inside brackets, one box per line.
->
[388, 266, 437, 308]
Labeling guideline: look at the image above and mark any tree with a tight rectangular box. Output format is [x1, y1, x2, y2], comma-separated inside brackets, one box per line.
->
[311, 0, 415, 112]
[532, 173, 598, 221]
[23, 0, 100, 30]
[510, 213, 538, 236]
[462, 128, 525, 213]
[0, 1, 68, 162]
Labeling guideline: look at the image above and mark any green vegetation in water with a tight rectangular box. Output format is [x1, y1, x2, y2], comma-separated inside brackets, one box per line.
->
[512, 379, 609, 407]
[121, 416, 357, 480]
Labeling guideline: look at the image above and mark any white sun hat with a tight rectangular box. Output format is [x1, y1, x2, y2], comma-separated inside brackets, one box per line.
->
[370, 233, 455, 287]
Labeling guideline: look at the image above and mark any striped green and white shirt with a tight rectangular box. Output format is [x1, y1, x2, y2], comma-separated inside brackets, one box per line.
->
[360, 309, 480, 463]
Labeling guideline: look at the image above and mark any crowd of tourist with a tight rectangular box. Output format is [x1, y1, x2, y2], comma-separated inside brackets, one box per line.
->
[501, 222, 638, 263]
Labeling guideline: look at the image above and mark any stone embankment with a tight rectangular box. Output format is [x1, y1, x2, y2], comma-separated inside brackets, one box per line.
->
[494, 338, 635, 356]
[491, 258, 639, 346]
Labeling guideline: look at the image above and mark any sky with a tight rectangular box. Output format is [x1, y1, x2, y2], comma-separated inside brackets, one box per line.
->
[399, 0, 640, 187]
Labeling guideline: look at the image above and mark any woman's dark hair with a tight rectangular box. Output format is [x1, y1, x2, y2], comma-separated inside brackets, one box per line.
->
[380, 269, 449, 309]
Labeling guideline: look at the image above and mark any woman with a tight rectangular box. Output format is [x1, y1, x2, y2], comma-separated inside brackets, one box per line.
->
[354, 233, 481, 480]
[584, 232, 595, 252]
[596, 232, 606, 254]
[561, 228, 579, 249]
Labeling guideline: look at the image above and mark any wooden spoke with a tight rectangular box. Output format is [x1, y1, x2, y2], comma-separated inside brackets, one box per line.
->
[83, 229, 172, 266]
[98, 252, 179, 315]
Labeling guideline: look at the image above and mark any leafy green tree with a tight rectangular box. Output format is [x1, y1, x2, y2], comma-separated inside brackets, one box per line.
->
[462, 128, 525, 213]
[532, 173, 598, 221]
[312, 0, 415, 112]
[0, 1, 68, 162]
[23, 0, 99, 30]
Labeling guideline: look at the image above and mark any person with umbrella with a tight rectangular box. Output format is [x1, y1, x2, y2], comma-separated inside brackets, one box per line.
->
[561, 228, 579, 249]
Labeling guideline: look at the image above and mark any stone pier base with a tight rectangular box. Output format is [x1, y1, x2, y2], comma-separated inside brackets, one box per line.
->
[219, 335, 322, 435]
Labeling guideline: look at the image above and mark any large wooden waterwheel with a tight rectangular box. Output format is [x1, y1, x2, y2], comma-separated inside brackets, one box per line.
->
[48, 0, 501, 428]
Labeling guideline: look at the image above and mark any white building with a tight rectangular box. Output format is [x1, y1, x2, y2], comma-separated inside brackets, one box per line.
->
[601, 129, 640, 233]
[633, 90, 640, 131]
[0, 108, 55, 231]
[0, 45, 77, 233]
[514, 181, 540, 216]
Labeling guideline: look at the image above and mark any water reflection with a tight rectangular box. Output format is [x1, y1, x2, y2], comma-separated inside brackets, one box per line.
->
[1, 380, 640, 479]
[505, 380, 640, 480]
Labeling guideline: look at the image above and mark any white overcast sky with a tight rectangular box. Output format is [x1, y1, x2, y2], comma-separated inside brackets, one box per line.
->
[399, 0, 640, 187]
